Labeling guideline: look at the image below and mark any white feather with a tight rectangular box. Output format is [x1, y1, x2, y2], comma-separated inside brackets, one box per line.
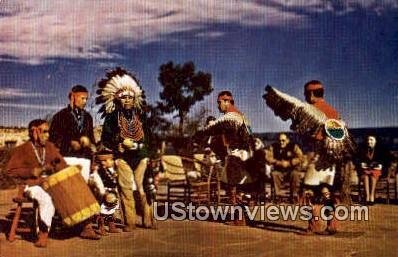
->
[99, 73, 144, 113]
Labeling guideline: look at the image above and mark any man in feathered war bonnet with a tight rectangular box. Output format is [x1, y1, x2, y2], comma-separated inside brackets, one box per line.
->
[96, 67, 154, 230]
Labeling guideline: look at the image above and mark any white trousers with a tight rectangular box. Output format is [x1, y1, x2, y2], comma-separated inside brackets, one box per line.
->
[304, 164, 336, 186]
[24, 185, 55, 230]
[88, 172, 106, 196]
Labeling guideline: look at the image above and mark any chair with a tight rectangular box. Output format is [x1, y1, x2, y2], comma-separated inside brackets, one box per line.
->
[7, 186, 38, 242]
[270, 169, 304, 203]
[338, 161, 360, 204]
[356, 172, 397, 204]
[270, 175, 294, 203]
[192, 154, 223, 204]
[160, 155, 219, 205]
[376, 176, 396, 204]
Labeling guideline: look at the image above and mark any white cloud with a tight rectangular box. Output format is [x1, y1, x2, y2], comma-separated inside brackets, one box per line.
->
[271, 0, 397, 13]
[195, 31, 225, 39]
[0, 102, 61, 110]
[0, 0, 395, 64]
[0, 87, 55, 98]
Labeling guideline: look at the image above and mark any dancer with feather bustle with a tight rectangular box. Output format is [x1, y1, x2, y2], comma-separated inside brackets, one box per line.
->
[196, 91, 257, 225]
[263, 80, 356, 234]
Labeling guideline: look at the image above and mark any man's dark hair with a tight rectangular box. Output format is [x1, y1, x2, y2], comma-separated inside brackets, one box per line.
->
[217, 90, 234, 105]
[366, 134, 378, 142]
[304, 80, 322, 89]
[28, 119, 48, 139]
[71, 84, 88, 93]
[69, 84, 88, 99]
[304, 80, 324, 98]
[28, 119, 47, 130]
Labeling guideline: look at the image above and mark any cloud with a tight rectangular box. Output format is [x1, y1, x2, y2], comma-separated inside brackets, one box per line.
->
[0, 102, 61, 110]
[0, 87, 55, 98]
[268, 0, 397, 13]
[195, 31, 225, 39]
[0, 0, 395, 64]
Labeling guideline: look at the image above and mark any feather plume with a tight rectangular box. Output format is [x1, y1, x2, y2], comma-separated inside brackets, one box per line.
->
[202, 112, 247, 135]
[263, 85, 356, 162]
[96, 67, 145, 116]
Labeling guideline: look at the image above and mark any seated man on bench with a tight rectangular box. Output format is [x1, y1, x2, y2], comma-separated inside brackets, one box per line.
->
[267, 133, 304, 203]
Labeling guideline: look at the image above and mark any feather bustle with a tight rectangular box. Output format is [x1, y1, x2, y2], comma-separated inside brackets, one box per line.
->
[263, 85, 356, 162]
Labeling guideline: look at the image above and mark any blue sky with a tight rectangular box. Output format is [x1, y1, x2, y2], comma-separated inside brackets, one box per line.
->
[0, 1, 397, 132]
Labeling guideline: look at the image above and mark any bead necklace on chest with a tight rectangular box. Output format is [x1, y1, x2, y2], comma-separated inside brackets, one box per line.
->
[31, 142, 46, 167]
[118, 110, 144, 142]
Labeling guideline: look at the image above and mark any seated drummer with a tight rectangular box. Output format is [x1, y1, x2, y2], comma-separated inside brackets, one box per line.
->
[94, 150, 123, 234]
[6, 119, 67, 248]
[7, 119, 103, 247]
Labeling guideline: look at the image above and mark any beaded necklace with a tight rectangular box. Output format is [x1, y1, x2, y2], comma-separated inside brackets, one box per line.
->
[71, 108, 85, 133]
[118, 111, 144, 141]
[31, 142, 46, 167]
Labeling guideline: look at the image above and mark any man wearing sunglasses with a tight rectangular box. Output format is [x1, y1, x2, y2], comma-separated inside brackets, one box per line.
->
[268, 133, 304, 203]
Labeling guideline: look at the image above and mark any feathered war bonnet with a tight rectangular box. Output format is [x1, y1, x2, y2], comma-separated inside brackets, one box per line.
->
[96, 67, 146, 118]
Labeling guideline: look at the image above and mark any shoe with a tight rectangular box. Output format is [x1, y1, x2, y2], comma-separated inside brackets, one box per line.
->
[327, 218, 338, 234]
[297, 229, 315, 236]
[97, 216, 108, 236]
[225, 219, 247, 226]
[326, 228, 337, 235]
[34, 231, 48, 248]
[140, 194, 154, 228]
[315, 230, 332, 236]
[122, 224, 136, 232]
[80, 224, 101, 240]
[108, 221, 122, 233]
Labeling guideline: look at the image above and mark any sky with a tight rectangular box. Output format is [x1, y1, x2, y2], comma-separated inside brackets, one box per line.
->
[0, 0, 397, 132]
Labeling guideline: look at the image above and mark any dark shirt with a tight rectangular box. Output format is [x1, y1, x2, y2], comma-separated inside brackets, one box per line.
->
[271, 142, 302, 172]
[272, 142, 296, 161]
[356, 145, 390, 176]
[50, 105, 95, 157]
[101, 110, 148, 169]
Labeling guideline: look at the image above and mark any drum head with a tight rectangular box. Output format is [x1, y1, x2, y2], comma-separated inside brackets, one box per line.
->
[324, 119, 346, 141]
